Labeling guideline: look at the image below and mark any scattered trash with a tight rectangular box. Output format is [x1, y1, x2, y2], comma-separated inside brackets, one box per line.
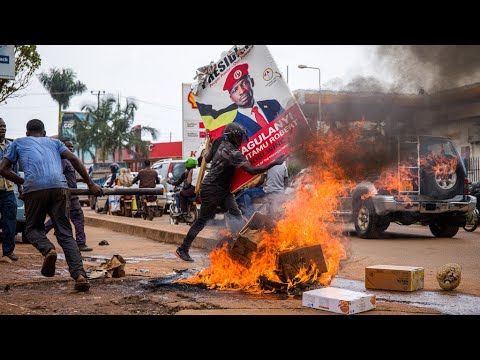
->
[0, 256, 13, 264]
[87, 254, 126, 279]
[365, 265, 424, 291]
[436, 263, 462, 290]
[303, 287, 376, 314]
[138, 269, 150, 273]
[98, 240, 109, 246]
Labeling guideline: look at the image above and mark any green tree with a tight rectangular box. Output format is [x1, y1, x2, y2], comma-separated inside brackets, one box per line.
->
[0, 45, 41, 103]
[111, 98, 158, 161]
[82, 96, 117, 162]
[72, 115, 96, 163]
[38, 68, 87, 138]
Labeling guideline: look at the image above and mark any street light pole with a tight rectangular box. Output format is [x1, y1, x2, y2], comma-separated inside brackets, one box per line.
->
[298, 64, 321, 132]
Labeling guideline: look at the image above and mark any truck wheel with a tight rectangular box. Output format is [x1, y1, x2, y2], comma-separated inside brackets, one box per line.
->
[353, 198, 388, 239]
[421, 154, 463, 200]
[429, 223, 459, 238]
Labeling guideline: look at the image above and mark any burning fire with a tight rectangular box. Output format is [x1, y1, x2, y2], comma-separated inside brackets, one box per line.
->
[178, 122, 383, 293]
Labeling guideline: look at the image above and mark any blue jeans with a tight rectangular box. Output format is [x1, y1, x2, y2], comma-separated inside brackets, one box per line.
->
[0, 190, 17, 256]
[237, 187, 266, 219]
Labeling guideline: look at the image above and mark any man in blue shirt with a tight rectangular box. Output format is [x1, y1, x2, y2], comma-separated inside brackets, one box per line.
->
[0, 117, 19, 262]
[44, 138, 92, 252]
[0, 119, 102, 292]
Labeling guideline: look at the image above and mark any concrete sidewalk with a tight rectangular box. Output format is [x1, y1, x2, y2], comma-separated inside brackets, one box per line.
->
[83, 208, 221, 251]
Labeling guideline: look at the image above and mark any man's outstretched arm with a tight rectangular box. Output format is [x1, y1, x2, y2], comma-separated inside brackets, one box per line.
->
[61, 150, 102, 196]
[240, 154, 287, 175]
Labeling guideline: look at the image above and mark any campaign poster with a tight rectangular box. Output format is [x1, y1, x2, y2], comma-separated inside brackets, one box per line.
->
[193, 45, 310, 192]
[182, 83, 207, 160]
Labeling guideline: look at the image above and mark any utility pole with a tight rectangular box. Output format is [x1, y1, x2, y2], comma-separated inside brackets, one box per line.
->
[286, 65, 289, 84]
[170, 132, 172, 142]
[91, 90, 105, 109]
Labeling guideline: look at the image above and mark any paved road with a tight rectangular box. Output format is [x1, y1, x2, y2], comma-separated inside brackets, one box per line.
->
[83, 207, 480, 296]
[3, 207, 477, 315]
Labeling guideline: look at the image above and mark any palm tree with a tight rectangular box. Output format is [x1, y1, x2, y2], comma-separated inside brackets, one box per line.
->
[110, 98, 158, 161]
[72, 115, 96, 163]
[82, 96, 117, 162]
[38, 68, 87, 137]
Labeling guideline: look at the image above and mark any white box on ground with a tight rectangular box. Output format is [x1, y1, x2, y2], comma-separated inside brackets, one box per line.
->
[302, 287, 376, 314]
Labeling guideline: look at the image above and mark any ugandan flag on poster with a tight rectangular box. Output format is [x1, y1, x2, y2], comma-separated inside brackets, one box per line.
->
[196, 102, 237, 140]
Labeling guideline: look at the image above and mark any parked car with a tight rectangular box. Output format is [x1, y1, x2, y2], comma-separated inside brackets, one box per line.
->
[152, 159, 204, 213]
[152, 159, 186, 212]
[336, 135, 476, 238]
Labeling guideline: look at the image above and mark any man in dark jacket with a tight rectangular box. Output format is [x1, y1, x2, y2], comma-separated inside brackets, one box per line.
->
[175, 123, 286, 262]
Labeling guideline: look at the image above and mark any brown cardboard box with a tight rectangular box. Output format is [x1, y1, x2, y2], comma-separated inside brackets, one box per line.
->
[230, 212, 275, 268]
[276, 245, 327, 281]
[365, 265, 424, 291]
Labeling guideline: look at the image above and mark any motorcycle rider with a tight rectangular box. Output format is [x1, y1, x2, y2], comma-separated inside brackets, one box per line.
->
[168, 157, 197, 217]
[175, 123, 287, 262]
[132, 159, 160, 214]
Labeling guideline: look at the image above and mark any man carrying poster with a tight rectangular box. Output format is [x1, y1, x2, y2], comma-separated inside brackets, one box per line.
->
[175, 122, 287, 262]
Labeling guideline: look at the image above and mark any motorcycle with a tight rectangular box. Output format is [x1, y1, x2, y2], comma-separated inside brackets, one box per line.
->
[166, 172, 199, 226]
[463, 181, 480, 232]
[121, 194, 134, 218]
[169, 186, 199, 226]
[141, 194, 161, 221]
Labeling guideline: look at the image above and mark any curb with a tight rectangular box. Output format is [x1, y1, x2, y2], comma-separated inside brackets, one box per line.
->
[84, 215, 219, 251]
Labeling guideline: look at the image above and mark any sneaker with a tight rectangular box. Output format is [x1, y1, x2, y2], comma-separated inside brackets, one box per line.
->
[175, 247, 194, 262]
[5, 253, 18, 261]
[74, 274, 90, 292]
[78, 245, 93, 252]
[41, 249, 57, 277]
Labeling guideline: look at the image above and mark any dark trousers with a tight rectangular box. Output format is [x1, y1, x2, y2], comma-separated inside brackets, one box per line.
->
[24, 188, 86, 280]
[0, 190, 17, 256]
[236, 187, 266, 219]
[179, 186, 196, 212]
[45, 197, 86, 246]
[181, 186, 244, 251]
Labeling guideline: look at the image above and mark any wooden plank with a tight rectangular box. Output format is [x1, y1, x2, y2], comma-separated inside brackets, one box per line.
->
[195, 136, 211, 194]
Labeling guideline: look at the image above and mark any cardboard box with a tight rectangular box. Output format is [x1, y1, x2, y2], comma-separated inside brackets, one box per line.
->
[365, 265, 424, 291]
[230, 212, 275, 268]
[302, 287, 376, 314]
[276, 245, 328, 282]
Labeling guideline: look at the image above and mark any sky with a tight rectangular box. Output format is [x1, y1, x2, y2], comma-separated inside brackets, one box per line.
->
[0, 45, 377, 141]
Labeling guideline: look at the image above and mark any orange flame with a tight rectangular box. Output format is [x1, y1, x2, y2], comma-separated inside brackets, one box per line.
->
[179, 117, 392, 293]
